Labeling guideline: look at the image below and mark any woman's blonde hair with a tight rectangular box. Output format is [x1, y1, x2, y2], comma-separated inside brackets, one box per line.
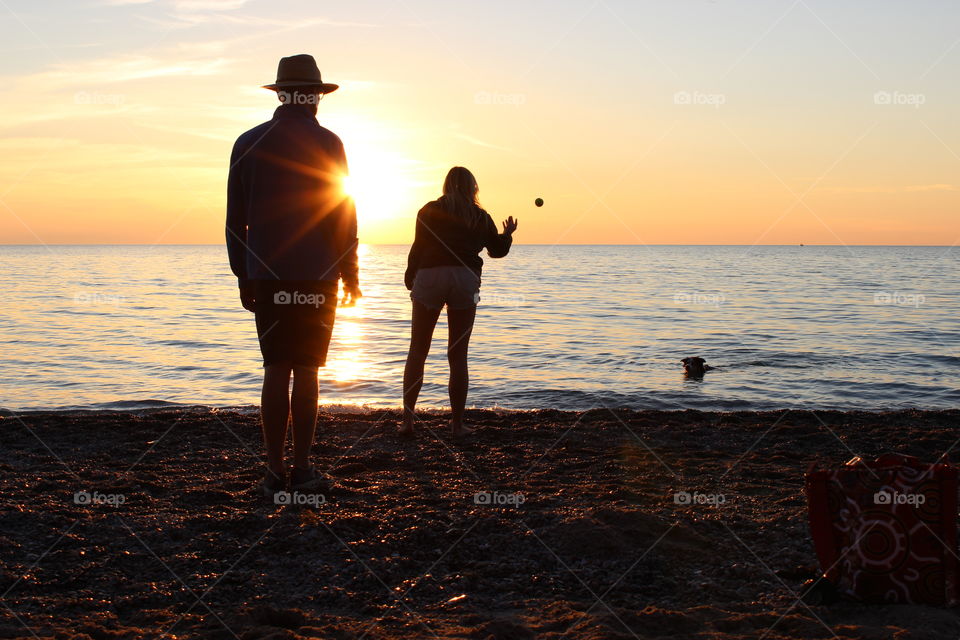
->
[440, 166, 483, 228]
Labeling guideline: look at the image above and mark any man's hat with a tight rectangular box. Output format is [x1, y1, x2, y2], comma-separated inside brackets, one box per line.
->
[262, 54, 338, 94]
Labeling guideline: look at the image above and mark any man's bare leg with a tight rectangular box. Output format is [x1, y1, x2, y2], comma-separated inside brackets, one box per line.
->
[261, 363, 292, 474]
[291, 364, 320, 469]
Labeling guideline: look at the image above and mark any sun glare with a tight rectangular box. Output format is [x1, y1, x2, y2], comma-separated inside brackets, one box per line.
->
[332, 117, 417, 226]
[342, 152, 411, 224]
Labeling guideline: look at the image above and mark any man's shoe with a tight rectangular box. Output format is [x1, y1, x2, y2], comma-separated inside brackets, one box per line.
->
[289, 465, 331, 494]
[260, 467, 287, 498]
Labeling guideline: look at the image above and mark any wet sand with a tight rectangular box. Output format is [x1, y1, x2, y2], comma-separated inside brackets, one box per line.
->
[1, 407, 959, 639]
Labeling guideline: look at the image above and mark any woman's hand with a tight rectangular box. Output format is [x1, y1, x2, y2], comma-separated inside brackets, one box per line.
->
[502, 216, 518, 236]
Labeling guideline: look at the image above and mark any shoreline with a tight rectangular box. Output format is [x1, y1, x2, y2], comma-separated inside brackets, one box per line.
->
[2, 407, 959, 638]
[1, 404, 950, 417]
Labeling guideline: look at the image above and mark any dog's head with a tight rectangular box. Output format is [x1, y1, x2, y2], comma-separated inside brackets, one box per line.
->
[681, 357, 708, 376]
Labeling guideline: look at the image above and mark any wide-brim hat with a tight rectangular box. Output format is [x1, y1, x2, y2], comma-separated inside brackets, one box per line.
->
[262, 54, 338, 94]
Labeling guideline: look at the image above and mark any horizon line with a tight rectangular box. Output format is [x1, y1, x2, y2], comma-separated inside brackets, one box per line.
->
[0, 243, 955, 248]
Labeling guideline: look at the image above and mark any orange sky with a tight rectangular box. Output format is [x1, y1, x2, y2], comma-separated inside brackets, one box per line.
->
[0, 0, 957, 245]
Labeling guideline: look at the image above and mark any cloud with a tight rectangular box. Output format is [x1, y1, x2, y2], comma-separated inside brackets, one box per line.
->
[0, 49, 233, 131]
[0, 137, 77, 151]
[101, 0, 250, 9]
[14, 54, 232, 86]
[173, 0, 250, 10]
[136, 6, 375, 30]
[824, 184, 958, 194]
[0, 136, 213, 172]
[453, 131, 513, 153]
[110, 0, 255, 28]
[127, 0, 372, 30]
[903, 184, 957, 192]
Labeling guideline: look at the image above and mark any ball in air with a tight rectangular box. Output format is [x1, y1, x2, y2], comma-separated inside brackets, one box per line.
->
[535, 198, 544, 207]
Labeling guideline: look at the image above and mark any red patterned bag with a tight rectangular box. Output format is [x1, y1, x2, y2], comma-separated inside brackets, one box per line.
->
[804, 454, 958, 606]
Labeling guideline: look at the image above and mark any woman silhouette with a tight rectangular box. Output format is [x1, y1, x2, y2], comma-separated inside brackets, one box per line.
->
[401, 167, 518, 437]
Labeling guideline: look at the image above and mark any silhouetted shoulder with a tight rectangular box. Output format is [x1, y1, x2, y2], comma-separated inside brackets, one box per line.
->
[478, 208, 497, 229]
[232, 120, 275, 156]
[311, 124, 347, 167]
[418, 200, 444, 218]
[315, 124, 344, 147]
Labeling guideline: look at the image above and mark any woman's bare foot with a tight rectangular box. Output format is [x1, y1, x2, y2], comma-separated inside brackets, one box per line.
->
[450, 421, 475, 437]
[399, 412, 416, 438]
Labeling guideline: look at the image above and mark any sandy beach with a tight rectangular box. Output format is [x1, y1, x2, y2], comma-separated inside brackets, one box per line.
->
[2, 407, 960, 639]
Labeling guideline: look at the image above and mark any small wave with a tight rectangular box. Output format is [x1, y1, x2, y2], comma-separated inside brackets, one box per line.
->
[151, 339, 223, 348]
[1, 399, 212, 414]
[90, 399, 196, 410]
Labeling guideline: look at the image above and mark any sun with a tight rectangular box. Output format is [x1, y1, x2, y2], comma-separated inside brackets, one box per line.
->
[331, 117, 418, 226]
[342, 149, 413, 224]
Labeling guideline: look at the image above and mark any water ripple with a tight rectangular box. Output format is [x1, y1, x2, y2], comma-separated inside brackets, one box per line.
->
[0, 245, 957, 411]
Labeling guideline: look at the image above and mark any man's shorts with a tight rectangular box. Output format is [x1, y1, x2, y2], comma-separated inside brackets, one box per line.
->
[253, 280, 339, 367]
[410, 266, 480, 310]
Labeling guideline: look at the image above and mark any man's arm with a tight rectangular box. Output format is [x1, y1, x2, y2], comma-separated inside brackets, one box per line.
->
[337, 196, 360, 287]
[334, 141, 361, 303]
[226, 140, 255, 311]
[226, 140, 248, 279]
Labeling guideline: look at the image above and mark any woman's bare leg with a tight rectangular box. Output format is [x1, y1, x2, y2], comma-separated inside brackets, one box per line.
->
[446, 305, 477, 435]
[402, 300, 442, 435]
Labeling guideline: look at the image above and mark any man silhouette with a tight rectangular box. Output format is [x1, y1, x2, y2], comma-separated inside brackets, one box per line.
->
[226, 54, 361, 497]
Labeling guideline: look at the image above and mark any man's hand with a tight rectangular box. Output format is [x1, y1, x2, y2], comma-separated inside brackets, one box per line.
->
[239, 279, 256, 313]
[341, 282, 362, 307]
[502, 216, 519, 236]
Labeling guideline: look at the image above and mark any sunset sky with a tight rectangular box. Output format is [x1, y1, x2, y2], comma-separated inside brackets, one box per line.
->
[0, 0, 958, 245]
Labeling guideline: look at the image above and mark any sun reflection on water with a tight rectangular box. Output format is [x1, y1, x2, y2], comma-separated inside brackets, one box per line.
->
[328, 307, 364, 383]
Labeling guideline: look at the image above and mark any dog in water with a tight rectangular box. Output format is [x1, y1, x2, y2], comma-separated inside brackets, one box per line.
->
[681, 357, 713, 378]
